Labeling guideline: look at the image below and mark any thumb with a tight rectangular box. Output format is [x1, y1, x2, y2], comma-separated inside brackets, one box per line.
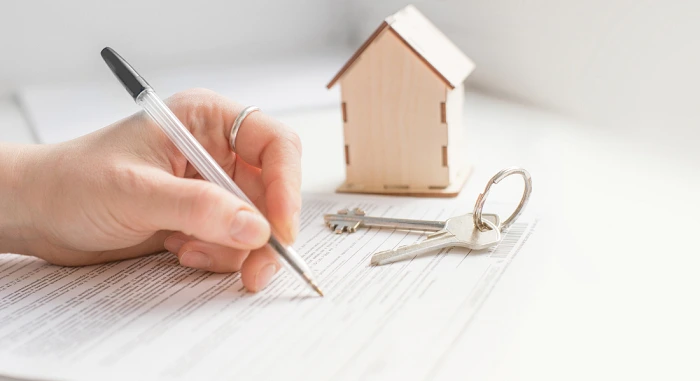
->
[141, 171, 270, 249]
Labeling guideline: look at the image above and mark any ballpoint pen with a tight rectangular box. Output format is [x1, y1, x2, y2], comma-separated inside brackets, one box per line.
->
[100, 47, 323, 297]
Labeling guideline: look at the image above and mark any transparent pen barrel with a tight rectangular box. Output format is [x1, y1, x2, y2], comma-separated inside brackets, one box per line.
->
[136, 90, 316, 287]
[136, 90, 249, 202]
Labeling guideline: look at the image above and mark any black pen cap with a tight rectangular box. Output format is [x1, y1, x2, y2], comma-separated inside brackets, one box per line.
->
[101, 47, 151, 100]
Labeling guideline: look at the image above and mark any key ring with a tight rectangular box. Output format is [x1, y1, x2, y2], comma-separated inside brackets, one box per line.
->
[473, 167, 532, 232]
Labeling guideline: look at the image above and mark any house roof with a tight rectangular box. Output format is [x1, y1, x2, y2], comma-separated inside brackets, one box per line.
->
[327, 5, 475, 90]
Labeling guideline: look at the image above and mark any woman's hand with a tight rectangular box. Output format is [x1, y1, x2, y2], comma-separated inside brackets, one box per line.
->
[0, 89, 302, 292]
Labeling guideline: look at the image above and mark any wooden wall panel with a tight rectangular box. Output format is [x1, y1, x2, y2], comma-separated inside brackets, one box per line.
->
[340, 29, 449, 189]
[445, 83, 465, 184]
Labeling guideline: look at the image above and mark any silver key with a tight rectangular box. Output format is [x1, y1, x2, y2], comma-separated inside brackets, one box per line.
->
[370, 215, 501, 266]
[324, 208, 498, 234]
[324, 167, 533, 266]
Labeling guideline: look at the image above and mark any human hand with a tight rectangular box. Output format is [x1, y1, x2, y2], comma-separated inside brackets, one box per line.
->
[3, 89, 302, 292]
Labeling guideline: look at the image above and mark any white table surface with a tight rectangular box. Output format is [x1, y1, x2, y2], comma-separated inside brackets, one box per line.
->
[1, 91, 698, 380]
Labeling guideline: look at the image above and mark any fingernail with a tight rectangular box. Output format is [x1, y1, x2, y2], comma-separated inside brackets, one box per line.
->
[180, 251, 212, 270]
[164, 236, 186, 253]
[231, 210, 269, 245]
[255, 263, 278, 291]
[289, 211, 300, 242]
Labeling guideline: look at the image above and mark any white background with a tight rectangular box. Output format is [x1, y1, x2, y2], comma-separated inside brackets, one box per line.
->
[0, 0, 350, 93]
[352, 0, 700, 138]
[2, 0, 700, 139]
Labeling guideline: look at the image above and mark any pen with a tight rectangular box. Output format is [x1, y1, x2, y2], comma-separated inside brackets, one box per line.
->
[100, 47, 323, 297]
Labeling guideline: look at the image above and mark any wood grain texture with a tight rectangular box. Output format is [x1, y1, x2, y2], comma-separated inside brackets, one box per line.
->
[446, 83, 466, 184]
[340, 29, 450, 190]
[327, 21, 389, 89]
[327, 5, 475, 90]
[336, 165, 472, 197]
[387, 5, 475, 88]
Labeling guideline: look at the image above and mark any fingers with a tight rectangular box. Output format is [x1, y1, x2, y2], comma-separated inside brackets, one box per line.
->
[165, 233, 250, 273]
[164, 232, 280, 292]
[163, 89, 302, 244]
[240, 245, 280, 292]
[132, 166, 270, 250]
[233, 111, 303, 244]
[230, 158, 267, 215]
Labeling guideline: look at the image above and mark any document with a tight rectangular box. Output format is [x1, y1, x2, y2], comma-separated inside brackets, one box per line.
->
[0, 194, 536, 381]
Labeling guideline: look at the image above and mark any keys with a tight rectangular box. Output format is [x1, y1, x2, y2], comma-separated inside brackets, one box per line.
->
[370, 214, 501, 265]
[324, 208, 448, 234]
[323, 208, 502, 266]
[323, 167, 533, 266]
[324, 208, 500, 235]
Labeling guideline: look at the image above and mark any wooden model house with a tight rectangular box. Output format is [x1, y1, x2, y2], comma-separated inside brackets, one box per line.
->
[327, 5, 475, 197]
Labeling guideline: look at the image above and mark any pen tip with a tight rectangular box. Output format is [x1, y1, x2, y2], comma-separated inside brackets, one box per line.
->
[311, 282, 324, 297]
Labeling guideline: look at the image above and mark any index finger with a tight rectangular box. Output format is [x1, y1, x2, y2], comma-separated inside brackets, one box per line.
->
[229, 108, 302, 243]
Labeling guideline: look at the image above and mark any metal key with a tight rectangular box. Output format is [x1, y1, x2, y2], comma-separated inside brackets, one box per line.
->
[323, 167, 533, 266]
[324, 208, 499, 234]
[370, 215, 501, 266]
[324, 208, 501, 265]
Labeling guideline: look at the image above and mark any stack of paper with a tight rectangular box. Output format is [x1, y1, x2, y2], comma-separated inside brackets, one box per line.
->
[0, 193, 536, 381]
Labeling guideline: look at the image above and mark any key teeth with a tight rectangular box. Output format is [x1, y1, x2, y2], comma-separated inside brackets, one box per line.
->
[337, 207, 365, 216]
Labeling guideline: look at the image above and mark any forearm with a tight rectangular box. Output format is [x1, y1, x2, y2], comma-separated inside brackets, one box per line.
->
[0, 143, 42, 254]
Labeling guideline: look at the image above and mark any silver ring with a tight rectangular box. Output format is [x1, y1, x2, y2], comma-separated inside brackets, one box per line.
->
[473, 167, 532, 232]
[229, 106, 261, 152]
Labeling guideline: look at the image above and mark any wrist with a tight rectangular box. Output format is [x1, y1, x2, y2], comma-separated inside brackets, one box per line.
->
[0, 143, 46, 254]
